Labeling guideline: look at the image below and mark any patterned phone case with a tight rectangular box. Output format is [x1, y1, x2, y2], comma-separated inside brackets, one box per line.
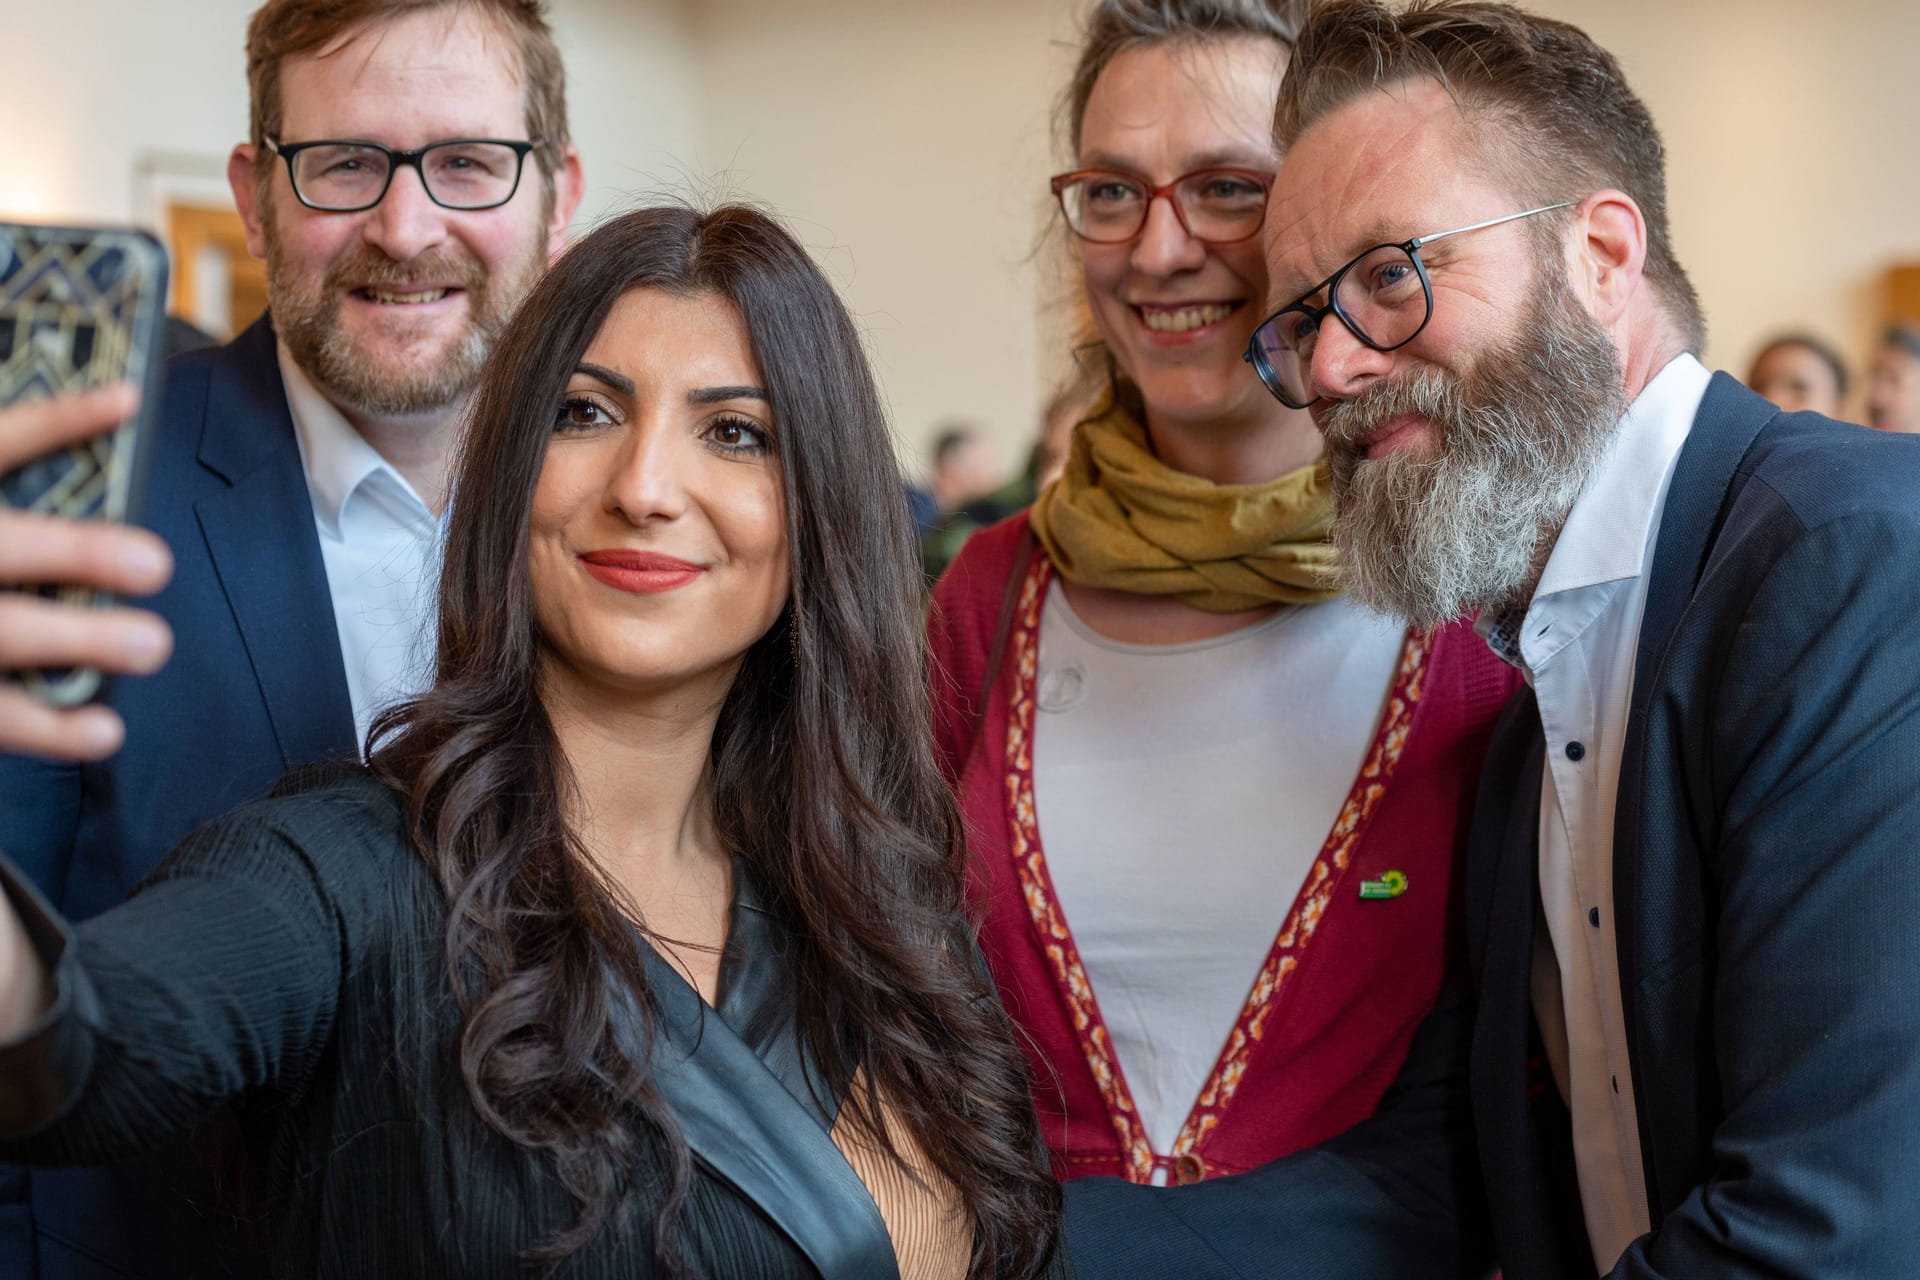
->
[0, 221, 170, 707]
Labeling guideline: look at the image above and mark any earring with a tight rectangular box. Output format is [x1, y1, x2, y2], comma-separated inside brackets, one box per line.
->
[789, 611, 800, 667]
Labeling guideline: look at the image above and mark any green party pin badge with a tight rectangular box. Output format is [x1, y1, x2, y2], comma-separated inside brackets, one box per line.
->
[1359, 870, 1408, 900]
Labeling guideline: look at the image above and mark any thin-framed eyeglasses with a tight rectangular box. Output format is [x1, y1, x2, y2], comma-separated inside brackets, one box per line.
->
[1243, 201, 1576, 409]
[265, 138, 542, 213]
[1050, 167, 1274, 246]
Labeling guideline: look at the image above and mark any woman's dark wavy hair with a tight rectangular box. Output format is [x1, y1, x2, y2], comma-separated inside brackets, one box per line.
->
[368, 204, 1060, 1276]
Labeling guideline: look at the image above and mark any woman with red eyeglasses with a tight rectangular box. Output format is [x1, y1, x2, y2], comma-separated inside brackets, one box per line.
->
[927, 0, 1520, 1191]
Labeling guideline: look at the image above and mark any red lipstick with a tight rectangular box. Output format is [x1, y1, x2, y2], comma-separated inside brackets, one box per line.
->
[577, 549, 705, 594]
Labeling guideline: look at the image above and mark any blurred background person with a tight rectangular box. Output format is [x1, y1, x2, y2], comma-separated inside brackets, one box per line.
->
[1746, 331, 1849, 418]
[921, 374, 1099, 578]
[928, 0, 1519, 1193]
[1029, 375, 1091, 493]
[1868, 324, 1920, 433]
[0, 203, 1066, 1280]
[909, 421, 1003, 535]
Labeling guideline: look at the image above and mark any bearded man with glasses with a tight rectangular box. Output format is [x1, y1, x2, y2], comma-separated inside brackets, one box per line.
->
[1066, 3, 1920, 1279]
[0, 3, 582, 1278]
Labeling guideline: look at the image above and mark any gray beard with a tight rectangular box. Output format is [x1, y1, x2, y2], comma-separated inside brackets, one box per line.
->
[1319, 287, 1626, 631]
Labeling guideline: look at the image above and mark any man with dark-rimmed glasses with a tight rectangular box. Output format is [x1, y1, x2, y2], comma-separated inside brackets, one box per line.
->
[1066, 3, 1920, 1279]
[0, 4, 582, 1278]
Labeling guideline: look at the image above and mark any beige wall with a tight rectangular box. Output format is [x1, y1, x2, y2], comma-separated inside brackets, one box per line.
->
[676, 0, 1920, 462]
[0, 0, 256, 223]
[0, 0, 1082, 476]
[686, 0, 1083, 479]
[698, 0, 1920, 454]
[10, 0, 1917, 458]
[1524, 0, 1920, 421]
[0, 0, 703, 236]
[557, 1, 704, 227]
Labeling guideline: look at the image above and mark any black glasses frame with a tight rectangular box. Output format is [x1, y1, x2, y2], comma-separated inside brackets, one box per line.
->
[1243, 201, 1576, 409]
[265, 137, 541, 212]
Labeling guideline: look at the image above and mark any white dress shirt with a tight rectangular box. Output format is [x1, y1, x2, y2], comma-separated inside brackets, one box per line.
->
[278, 343, 444, 752]
[1033, 585, 1404, 1165]
[1477, 354, 1711, 1273]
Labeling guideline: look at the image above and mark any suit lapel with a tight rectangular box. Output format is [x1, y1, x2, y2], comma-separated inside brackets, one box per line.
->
[643, 930, 899, 1279]
[1468, 692, 1573, 1278]
[191, 317, 356, 770]
[1611, 374, 1775, 1212]
[1620, 374, 1776, 753]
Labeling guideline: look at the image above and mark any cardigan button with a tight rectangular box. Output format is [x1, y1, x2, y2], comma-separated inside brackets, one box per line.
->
[1173, 1152, 1207, 1184]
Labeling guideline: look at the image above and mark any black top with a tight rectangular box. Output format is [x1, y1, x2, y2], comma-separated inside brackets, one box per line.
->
[0, 767, 1021, 1279]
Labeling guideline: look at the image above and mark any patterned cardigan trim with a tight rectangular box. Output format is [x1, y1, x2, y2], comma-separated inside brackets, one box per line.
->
[999, 553, 1430, 1183]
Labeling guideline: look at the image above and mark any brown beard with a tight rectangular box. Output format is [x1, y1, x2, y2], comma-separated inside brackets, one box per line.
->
[264, 211, 543, 418]
[1317, 279, 1626, 631]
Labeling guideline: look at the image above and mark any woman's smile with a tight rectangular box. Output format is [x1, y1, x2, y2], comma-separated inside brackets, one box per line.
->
[576, 548, 707, 594]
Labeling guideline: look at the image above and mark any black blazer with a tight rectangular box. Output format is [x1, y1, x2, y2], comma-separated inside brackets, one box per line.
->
[1470, 375, 1920, 1277]
[0, 768, 1040, 1279]
[1064, 375, 1920, 1279]
[0, 316, 356, 1278]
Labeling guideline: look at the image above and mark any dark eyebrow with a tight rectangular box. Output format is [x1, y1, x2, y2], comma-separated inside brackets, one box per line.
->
[573, 361, 633, 395]
[688, 385, 768, 405]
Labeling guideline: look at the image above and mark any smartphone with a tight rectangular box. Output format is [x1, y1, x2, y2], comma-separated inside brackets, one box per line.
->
[0, 221, 171, 706]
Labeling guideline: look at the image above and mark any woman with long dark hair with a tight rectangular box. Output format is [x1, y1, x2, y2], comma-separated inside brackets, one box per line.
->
[0, 205, 1064, 1279]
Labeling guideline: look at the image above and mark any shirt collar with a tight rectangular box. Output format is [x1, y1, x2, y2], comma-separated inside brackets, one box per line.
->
[277, 341, 429, 537]
[1530, 353, 1711, 602]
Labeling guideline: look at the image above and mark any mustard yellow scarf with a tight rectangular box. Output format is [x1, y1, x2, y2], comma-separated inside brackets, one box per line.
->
[1028, 398, 1341, 612]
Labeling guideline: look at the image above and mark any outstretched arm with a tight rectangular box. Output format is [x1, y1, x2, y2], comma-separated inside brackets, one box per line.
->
[0, 802, 356, 1164]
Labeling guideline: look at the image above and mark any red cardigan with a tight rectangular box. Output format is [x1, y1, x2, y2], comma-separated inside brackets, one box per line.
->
[929, 514, 1521, 1185]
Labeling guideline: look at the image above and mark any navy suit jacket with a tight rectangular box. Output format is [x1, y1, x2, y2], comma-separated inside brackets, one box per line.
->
[1065, 374, 1920, 1279]
[0, 315, 357, 1278]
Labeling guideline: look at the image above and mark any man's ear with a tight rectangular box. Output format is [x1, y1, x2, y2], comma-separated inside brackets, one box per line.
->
[1569, 189, 1648, 328]
[543, 145, 585, 260]
[228, 145, 270, 260]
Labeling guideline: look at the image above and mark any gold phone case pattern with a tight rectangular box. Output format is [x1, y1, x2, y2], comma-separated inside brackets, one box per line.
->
[0, 223, 168, 707]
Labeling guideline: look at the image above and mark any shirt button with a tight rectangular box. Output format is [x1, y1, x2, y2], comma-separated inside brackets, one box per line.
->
[1588, 907, 1600, 927]
[1173, 1153, 1207, 1184]
[1565, 741, 1586, 762]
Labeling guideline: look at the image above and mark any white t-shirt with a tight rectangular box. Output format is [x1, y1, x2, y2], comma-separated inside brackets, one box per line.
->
[1032, 584, 1404, 1158]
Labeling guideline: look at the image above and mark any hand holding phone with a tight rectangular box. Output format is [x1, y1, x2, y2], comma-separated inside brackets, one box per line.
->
[0, 386, 173, 761]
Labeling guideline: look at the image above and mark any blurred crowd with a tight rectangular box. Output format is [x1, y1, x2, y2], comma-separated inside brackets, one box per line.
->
[1744, 324, 1920, 432]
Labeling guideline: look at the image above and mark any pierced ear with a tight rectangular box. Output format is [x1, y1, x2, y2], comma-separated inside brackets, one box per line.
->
[228, 145, 270, 261]
[1572, 190, 1647, 326]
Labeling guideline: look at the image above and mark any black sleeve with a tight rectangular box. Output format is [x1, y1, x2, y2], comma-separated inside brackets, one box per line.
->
[1064, 977, 1490, 1280]
[1612, 509, 1920, 1277]
[0, 797, 366, 1165]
